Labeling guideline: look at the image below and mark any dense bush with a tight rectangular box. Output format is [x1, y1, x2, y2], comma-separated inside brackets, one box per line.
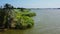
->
[0, 4, 36, 29]
[15, 16, 34, 29]
[11, 9, 35, 29]
[21, 12, 36, 17]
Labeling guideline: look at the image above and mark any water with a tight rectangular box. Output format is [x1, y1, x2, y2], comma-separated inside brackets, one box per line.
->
[1, 9, 60, 34]
[24, 9, 60, 34]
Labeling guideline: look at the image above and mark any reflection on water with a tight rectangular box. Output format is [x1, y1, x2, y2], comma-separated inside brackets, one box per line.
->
[1, 9, 60, 34]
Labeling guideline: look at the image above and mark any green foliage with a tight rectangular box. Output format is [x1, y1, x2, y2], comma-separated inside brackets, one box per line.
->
[15, 16, 34, 29]
[21, 11, 36, 17]
[12, 9, 35, 29]
[0, 4, 36, 29]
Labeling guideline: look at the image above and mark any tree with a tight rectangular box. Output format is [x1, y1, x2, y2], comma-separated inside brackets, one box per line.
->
[4, 3, 14, 9]
[3, 3, 14, 28]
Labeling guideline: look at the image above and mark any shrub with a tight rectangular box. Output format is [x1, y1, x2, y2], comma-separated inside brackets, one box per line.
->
[21, 12, 36, 17]
[15, 16, 34, 29]
[0, 4, 36, 29]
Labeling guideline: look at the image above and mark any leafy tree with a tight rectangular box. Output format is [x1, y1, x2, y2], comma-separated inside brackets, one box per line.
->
[3, 3, 14, 28]
[4, 3, 14, 9]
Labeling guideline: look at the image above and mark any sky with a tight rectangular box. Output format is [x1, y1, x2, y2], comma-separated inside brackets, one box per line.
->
[0, 0, 60, 8]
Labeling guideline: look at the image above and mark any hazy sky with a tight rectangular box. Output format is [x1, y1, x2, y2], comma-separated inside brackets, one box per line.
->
[0, 0, 60, 8]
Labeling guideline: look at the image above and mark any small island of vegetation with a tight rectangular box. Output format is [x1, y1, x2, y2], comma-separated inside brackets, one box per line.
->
[0, 3, 36, 30]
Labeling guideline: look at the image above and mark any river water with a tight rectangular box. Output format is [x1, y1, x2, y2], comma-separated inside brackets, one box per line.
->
[1, 9, 60, 34]
[23, 9, 60, 34]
